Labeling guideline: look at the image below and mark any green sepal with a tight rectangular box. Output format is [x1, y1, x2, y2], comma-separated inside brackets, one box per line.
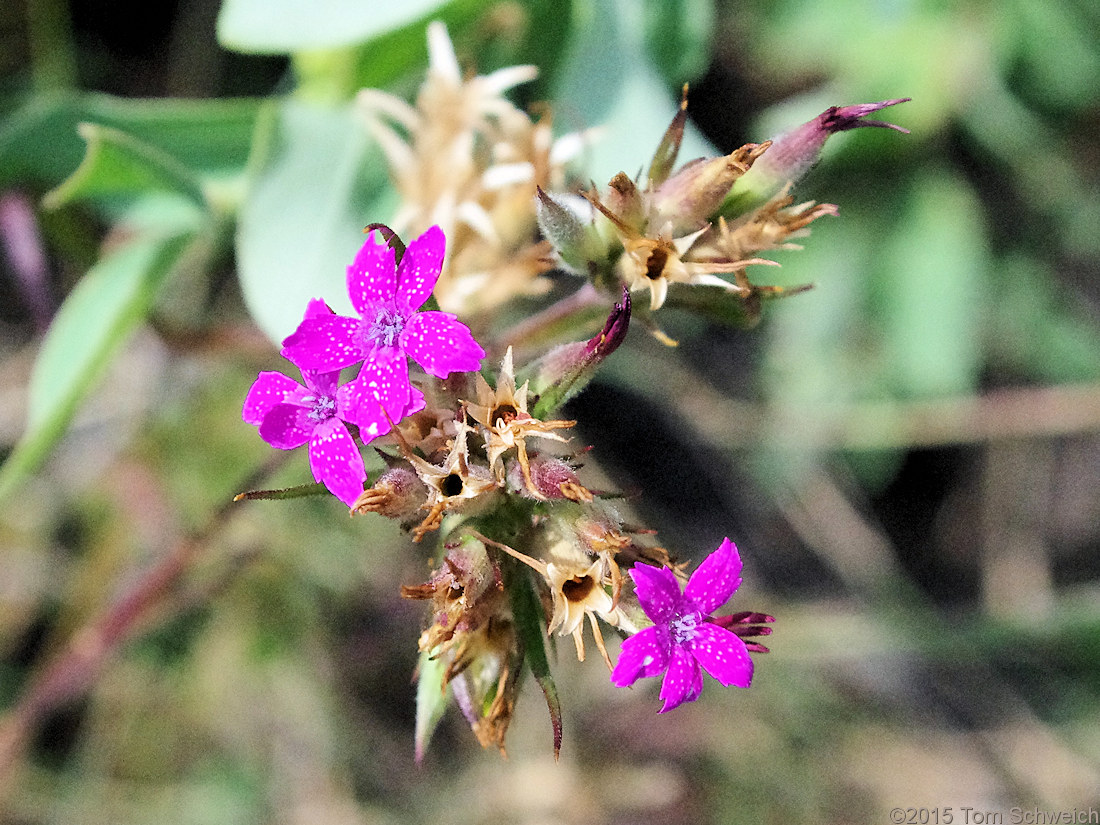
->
[655, 280, 814, 330]
[647, 89, 688, 189]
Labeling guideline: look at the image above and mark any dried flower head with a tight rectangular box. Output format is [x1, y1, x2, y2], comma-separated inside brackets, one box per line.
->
[466, 347, 575, 495]
[404, 424, 498, 541]
[358, 21, 582, 315]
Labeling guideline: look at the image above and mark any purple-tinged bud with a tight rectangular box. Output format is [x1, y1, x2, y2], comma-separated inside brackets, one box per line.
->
[725, 98, 911, 212]
[529, 287, 631, 419]
[352, 464, 427, 520]
[507, 453, 591, 501]
[650, 142, 768, 235]
[709, 610, 775, 653]
[584, 284, 631, 359]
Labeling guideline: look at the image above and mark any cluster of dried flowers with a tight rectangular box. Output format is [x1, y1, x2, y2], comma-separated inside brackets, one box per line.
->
[240, 23, 909, 758]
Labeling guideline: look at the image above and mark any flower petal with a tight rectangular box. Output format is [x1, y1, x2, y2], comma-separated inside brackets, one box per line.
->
[610, 625, 670, 687]
[629, 563, 681, 624]
[301, 368, 341, 399]
[308, 418, 366, 506]
[257, 403, 313, 450]
[281, 314, 363, 372]
[684, 537, 743, 614]
[243, 371, 305, 425]
[347, 233, 397, 317]
[395, 225, 444, 315]
[400, 311, 485, 378]
[341, 348, 423, 438]
[303, 297, 334, 319]
[658, 645, 703, 713]
[686, 623, 753, 688]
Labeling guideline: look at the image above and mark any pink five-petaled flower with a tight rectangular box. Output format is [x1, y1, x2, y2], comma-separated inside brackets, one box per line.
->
[280, 225, 485, 440]
[611, 538, 753, 712]
[243, 301, 366, 507]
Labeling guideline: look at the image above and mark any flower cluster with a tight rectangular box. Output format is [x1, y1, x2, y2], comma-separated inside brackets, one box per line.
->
[240, 24, 908, 758]
[244, 226, 485, 505]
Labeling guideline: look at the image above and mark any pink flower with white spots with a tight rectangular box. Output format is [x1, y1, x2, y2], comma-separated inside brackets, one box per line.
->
[281, 226, 485, 440]
[611, 538, 755, 712]
[243, 301, 366, 506]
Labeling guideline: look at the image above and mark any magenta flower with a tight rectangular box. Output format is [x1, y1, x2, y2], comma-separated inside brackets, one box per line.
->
[280, 226, 485, 438]
[243, 300, 366, 507]
[611, 538, 754, 712]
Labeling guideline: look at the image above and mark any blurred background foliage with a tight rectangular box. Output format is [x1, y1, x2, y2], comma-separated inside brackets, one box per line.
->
[1, 0, 1099, 822]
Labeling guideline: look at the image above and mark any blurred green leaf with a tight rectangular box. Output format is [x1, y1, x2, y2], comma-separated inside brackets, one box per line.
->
[236, 99, 392, 344]
[643, 0, 715, 83]
[217, 0, 455, 53]
[989, 255, 1100, 383]
[0, 222, 208, 501]
[43, 122, 207, 211]
[996, 0, 1100, 111]
[0, 93, 260, 191]
[877, 169, 988, 399]
[553, 0, 717, 185]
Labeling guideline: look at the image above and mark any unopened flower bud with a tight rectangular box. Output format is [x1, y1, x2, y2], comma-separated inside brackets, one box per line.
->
[725, 98, 911, 212]
[650, 143, 768, 235]
[529, 287, 631, 417]
[507, 453, 591, 501]
[709, 610, 776, 653]
[352, 464, 427, 520]
[535, 187, 607, 276]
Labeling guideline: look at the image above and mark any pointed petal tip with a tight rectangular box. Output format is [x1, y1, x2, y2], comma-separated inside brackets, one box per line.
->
[826, 98, 912, 134]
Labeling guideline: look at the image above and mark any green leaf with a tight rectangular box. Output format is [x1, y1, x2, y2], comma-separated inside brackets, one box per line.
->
[0, 93, 260, 191]
[642, 0, 715, 83]
[43, 122, 207, 211]
[413, 648, 452, 764]
[988, 255, 1100, 383]
[217, 0, 454, 53]
[0, 225, 206, 501]
[552, 0, 717, 186]
[233, 481, 328, 501]
[508, 568, 561, 758]
[235, 99, 392, 344]
[877, 169, 988, 399]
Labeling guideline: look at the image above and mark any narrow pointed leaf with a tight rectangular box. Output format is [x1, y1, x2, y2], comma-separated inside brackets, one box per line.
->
[0, 228, 202, 501]
[508, 568, 562, 758]
[233, 481, 328, 501]
[413, 648, 452, 763]
[44, 122, 207, 211]
[647, 88, 688, 189]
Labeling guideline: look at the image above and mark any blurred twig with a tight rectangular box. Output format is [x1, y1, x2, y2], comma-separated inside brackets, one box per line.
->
[0, 450, 290, 798]
[778, 466, 1100, 806]
[607, 349, 1100, 449]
